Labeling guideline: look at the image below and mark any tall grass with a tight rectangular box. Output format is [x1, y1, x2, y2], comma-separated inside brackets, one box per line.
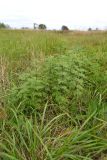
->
[1, 30, 107, 159]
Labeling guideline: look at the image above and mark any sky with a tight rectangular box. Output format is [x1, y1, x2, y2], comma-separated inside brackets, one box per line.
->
[0, 0, 107, 30]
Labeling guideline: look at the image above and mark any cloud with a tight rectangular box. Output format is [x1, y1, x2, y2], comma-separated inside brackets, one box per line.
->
[0, 0, 107, 29]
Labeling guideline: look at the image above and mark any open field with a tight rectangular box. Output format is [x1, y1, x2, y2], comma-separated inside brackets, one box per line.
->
[1, 30, 107, 160]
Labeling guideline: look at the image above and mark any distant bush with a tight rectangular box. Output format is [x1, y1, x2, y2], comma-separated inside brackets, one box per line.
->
[38, 24, 47, 30]
[21, 27, 29, 29]
[88, 27, 92, 31]
[96, 28, 99, 31]
[61, 25, 69, 31]
[0, 22, 10, 29]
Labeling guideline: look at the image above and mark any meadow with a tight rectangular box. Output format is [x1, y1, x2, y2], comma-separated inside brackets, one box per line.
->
[1, 30, 107, 160]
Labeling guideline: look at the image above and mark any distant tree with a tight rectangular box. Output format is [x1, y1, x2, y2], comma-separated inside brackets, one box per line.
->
[61, 25, 69, 31]
[38, 24, 47, 30]
[0, 22, 10, 29]
[96, 28, 99, 31]
[33, 23, 38, 29]
[88, 27, 92, 31]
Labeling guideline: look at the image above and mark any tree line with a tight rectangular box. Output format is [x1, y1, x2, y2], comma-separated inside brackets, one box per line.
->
[0, 22, 99, 31]
[0, 22, 69, 31]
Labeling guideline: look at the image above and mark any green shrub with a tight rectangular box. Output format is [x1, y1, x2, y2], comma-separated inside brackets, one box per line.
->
[8, 52, 104, 115]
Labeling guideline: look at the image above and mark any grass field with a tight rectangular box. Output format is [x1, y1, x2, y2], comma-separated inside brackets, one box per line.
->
[1, 30, 107, 160]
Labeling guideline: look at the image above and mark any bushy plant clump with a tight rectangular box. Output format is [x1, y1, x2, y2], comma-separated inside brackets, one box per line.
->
[8, 52, 107, 116]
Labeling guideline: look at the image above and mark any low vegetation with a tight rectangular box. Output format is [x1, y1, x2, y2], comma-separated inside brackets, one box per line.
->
[1, 30, 107, 160]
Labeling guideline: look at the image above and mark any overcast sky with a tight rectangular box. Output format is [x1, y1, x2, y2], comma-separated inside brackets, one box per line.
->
[0, 0, 107, 30]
